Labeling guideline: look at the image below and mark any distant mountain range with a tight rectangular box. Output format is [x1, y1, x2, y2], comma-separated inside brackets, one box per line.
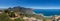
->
[1, 6, 60, 16]
[33, 9, 60, 16]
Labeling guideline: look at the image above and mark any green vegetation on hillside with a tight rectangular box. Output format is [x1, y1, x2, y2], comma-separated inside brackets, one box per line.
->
[0, 13, 12, 21]
[14, 18, 24, 21]
[0, 13, 24, 21]
[0, 6, 46, 21]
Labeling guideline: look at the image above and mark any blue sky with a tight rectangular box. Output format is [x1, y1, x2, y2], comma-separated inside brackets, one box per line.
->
[0, 0, 60, 9]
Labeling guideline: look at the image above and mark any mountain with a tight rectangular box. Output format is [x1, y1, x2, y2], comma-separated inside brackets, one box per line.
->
[33, 9, 60, 16]
[8, 6, 33, 14]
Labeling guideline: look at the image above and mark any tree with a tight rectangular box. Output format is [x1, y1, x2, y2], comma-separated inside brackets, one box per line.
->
[9, 12, 15, 18]
[4, 9, 10, 14]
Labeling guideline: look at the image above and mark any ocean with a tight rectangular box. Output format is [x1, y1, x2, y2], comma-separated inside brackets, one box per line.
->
[34, 9, 60, 16]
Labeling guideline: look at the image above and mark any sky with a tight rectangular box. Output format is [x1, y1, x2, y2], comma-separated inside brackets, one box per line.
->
[0, 0, 60, 9]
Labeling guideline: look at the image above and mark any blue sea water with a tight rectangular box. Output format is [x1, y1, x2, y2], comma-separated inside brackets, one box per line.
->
[33, 9, 60, 16]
